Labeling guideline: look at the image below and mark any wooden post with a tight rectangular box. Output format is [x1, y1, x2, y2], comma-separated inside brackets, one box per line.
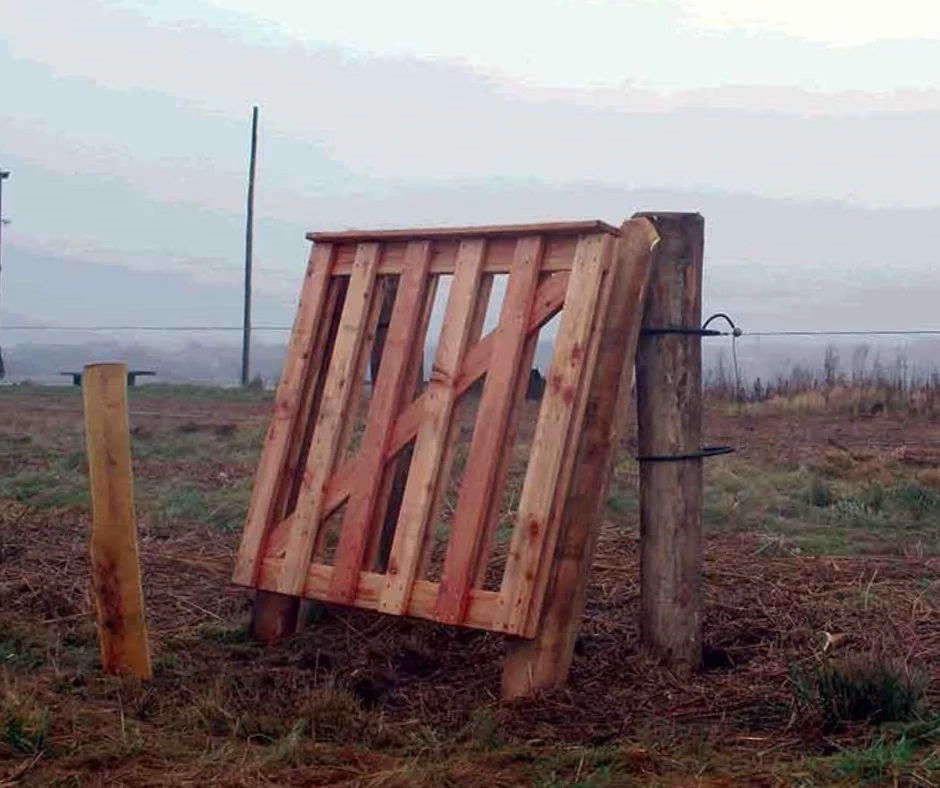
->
[633, 212, 705, 669]
[82, 363, 152, 680]
[501, 218, 659, 698]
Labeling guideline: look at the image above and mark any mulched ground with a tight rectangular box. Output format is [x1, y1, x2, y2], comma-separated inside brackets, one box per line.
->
[2, 394, 940, 786]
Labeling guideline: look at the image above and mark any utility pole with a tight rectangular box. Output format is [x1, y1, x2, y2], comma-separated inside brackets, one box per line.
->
[241, 107, 258, 387]
[0, 169, 10, 380]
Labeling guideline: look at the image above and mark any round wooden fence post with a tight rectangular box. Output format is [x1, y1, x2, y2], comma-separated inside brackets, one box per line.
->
[82, 362, 152, 680]
[633, 212, 705, 670]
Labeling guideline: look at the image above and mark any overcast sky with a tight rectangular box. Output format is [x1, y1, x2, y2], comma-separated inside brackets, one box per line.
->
[2, 0, 940, 336]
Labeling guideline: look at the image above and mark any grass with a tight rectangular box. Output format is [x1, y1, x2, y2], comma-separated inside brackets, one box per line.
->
[699, 458, 940, 556]
[791, 716, 940, 786]
[6, 384, 940, 785]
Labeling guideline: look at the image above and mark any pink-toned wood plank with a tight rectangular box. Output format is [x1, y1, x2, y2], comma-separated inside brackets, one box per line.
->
[521, 242, 619, 638]
[366, 274, 440, 572]
[327, 242, 434, 603]
[311, 275, 388, 563]
[232, 242, 337, 587]
[472, 322, 541, 589]
[277, 276, 348, 519]
[270, 242, 383, 596]
[497, 233, 613, 635]
[415, 272, 495, 580]
[257, 558, 502, 631]
[330, 235, 596, 276]
[261, 271, 570, 563]
[377, 239, 487, 615]
[308, 220, 620, 243]
[435, 236, 545, 624]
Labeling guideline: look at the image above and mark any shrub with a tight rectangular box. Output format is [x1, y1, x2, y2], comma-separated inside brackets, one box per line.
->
[789, 655, 926, 733]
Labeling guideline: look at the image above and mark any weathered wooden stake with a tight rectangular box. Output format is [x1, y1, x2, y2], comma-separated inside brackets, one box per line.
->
[82, 362, 152, 680]
[501, 218, 659, 698]
[634, 212, 705, 669]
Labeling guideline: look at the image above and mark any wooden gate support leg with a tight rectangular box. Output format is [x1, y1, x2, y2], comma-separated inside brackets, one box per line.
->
[634, 211, 705, 670]
[501, 218, 659, 699]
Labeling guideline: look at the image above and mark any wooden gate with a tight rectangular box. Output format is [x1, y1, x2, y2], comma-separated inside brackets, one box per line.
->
[232, 219, 653, 639]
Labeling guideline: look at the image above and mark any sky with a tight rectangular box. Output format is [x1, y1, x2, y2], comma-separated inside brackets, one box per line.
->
[2, 0, 940, 342]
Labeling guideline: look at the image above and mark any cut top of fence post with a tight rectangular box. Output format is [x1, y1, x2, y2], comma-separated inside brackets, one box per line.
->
[233, 219, 638, 637]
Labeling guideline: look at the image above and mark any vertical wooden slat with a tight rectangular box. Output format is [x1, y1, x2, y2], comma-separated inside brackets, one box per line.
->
[472, 327, 541, 589]
[272, 242, 383, 596]
[415, 272, 495, 579]
[436, 236, 544, 623]
[252, 275, 348, 641]
[502, 218, 659, 697]
[378, 239, 487, 614]
[281, 277, 348, 517]
[328, 242, 433, 603]
[232, 242, 337, 587]
[83, 362, 152, 680]
[497, 233, 611, 634]
[521, 244, 619, 637]
[311, 275, 387, 563]
[368, 274, 440, 571]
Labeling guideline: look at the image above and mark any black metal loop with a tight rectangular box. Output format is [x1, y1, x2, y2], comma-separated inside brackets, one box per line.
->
[635, 445, 735, 463]
[640, 327, 722, 337]
[642, 312, 743, 339]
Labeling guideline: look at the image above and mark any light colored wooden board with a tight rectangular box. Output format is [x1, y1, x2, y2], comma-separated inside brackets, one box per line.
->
[257, 559, 501, 631]
[472, 321, 541, 589]
[276, 276, 348, 518]
[328, 242, 433, 603]
[521, 237, 619, 637]
[311, 276, 388, 563]
[271, 242, 383, 596]
[331, 234, 613, 275]
[503, 217, 658, 696]
[308, 220, 619, 243]
[435, 236, 545, 624]
[496, 233, 611, 634]
[415, 272, 494, 580]
[82, 362, 151, 680]
[365, 274, 440, 572]
[232, 242, 337, 587]
[378, 238, 487, 615]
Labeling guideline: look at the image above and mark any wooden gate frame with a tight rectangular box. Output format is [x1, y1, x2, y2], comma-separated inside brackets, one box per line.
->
[232, 216, 661, 696]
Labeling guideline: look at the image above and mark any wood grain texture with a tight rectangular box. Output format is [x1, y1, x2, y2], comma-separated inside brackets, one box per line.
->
[308, 220, 619, 243]
[635, 212, 705, 670]
[368, 274, 440, 573]
[328, 242, 433, 603]
[497, 233, 610, 635]
[82, 363, 151, 680]
[520, 240, 618, 638]
[436, 236, 544, 624]
[233, 243, 337, 587]
[256, 559, 501, 630]
[331, 235, 603, 275]
[378, 239, 487, 615]
[415, 272, 495, 581]
[502, 218, 658, 697]
[273, 242, 382, 596]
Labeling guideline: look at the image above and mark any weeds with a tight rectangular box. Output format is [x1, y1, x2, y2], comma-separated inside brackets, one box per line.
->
[2, 705, 49, 756]
[789, 655, 926, 733]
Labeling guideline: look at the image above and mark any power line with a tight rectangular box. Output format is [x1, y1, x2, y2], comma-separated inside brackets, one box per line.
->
[1, 325, 292, 332]
[5, 325, 940, 338]
[743, 330, 940, 337]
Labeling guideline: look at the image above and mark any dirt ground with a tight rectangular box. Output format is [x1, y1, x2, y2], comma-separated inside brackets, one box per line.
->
[2, 386, 940, 786]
